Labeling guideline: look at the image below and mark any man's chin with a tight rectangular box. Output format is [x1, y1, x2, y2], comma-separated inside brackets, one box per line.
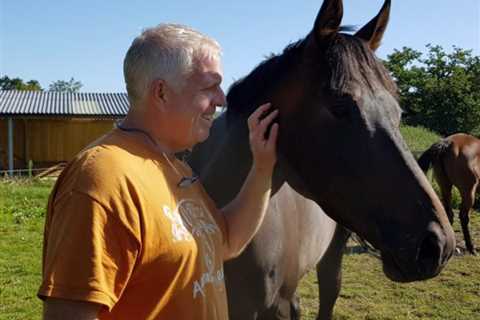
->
[196, 131, 210, 144]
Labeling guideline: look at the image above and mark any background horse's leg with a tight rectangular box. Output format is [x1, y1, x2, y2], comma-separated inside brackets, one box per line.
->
[440, 180, 454, 225]
[433, 163, 454, 224]
[315, 226, 350, 320]
[459, 183, 477, 255]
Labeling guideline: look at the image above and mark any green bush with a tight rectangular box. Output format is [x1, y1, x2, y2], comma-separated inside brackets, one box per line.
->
[385, 45, 480, 136]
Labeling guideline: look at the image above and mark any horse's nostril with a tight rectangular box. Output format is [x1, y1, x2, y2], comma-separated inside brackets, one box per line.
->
[417, 225, 444, 276]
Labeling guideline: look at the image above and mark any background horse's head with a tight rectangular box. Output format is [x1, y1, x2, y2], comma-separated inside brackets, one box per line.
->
[226, 0, 455, 282]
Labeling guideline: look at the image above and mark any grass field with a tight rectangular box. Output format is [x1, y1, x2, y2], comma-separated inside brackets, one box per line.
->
[0, 179, 52, 319]
[1, 126, 479, 319]
[299, 227, 480, 320]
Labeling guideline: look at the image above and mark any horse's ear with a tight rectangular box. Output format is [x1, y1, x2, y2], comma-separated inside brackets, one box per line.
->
[355, 0, 391, 51]
[313, 0, 343, 43]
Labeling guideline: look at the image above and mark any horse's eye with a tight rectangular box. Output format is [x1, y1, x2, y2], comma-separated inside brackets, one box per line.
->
[329, 104, 351, 119]
[324, 92, 355, 119]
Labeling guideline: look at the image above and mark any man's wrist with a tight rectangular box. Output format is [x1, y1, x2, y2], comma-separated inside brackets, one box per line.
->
[251, 164, 274, 180]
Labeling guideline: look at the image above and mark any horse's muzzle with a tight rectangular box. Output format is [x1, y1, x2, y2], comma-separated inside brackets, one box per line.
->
[381, 221, 455, 282]
[416, 221, 455, 276]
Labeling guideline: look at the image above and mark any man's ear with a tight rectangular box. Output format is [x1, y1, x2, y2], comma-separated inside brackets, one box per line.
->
[151, 79, 168, 105]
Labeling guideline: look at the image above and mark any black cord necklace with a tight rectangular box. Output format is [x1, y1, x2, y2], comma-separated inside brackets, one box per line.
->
[116, 123, 199, 188]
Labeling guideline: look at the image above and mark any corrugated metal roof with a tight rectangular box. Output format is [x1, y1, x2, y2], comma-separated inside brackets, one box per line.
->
[0, 90, 129, 118]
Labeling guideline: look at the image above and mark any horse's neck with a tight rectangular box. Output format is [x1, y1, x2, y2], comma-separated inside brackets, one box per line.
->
[189, 114, 253, 207]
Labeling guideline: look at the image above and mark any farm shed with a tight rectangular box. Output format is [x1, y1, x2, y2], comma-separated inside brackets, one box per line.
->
[0, 90, 129, 174]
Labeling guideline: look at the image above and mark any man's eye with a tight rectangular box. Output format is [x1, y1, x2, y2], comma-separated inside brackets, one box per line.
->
[204, 85, 217, 91]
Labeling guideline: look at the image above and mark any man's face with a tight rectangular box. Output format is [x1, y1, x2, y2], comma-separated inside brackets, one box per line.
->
[165, 56, 226, 150]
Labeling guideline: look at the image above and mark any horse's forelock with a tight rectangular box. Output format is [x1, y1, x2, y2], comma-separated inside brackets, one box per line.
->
[326, 34, 398, 98]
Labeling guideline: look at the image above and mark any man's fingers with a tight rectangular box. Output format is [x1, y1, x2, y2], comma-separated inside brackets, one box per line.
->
[253, 109, 278, 144]
[258, 109, 279, 132]
[266, 123, 279, 150]
[248, 103, 271, 129]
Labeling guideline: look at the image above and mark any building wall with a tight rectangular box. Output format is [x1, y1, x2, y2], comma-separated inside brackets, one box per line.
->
[0, 118, 117, 170]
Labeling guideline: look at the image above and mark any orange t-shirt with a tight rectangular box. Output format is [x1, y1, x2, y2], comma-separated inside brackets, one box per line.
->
[38, 128, 229, 320]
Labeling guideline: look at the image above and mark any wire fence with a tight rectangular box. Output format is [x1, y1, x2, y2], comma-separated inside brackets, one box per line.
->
[0, 163, 66, 179]
[1, 149, 426, 180]
[0, 167, 52, 174]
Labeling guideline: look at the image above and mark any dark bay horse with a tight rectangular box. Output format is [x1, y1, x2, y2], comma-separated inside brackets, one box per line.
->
[189, 0, 455, 319]
[418, 133, 479, 254]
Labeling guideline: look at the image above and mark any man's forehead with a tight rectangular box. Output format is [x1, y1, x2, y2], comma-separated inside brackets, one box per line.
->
[186, 56, 223, 88]
[195, 56, 222, 73]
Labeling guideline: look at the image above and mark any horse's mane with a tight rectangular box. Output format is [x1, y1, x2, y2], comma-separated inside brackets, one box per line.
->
[226, 39, 306, 119]
[226, 31, 397, 120]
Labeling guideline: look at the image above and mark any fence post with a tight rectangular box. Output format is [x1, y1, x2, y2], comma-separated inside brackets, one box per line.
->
[28, 160, 33, 178]
[8, 118, 14, 176]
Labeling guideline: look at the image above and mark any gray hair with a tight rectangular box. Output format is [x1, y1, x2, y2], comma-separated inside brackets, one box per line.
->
[123, 23, 222, 104]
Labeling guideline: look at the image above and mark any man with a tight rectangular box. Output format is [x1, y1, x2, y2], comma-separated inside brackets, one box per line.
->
[38, 24, 279, 319]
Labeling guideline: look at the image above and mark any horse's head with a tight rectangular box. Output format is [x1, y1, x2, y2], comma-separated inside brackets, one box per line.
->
[227, 0, 455, 282]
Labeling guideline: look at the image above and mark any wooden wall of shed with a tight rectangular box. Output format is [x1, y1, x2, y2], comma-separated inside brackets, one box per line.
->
[0, 118, 116, 170]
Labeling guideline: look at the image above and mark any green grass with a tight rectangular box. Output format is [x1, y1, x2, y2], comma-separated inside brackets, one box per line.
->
[0, 179, 53, 320]
[0, 179, 53, 223]
[400, 125, 442, 156]
[299, 204, 480, 319]
[0, 126, 479, 319]
[299, 248, 480, 320]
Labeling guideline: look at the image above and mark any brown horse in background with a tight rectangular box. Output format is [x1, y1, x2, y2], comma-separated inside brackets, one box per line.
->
[418, 133, 479, 254]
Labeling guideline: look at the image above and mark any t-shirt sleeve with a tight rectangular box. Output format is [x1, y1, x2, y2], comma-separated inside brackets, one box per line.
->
[38, 191, 140, 311]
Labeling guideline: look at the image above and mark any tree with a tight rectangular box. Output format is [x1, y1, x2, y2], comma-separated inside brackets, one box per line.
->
[0, 76, 42, 91]
[49, 77, 83, 92]
[24, 80, 43, 91]
[384, 45, 480, 136]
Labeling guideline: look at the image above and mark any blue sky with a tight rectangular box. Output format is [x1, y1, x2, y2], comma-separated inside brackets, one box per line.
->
[1, 0, 479, 93]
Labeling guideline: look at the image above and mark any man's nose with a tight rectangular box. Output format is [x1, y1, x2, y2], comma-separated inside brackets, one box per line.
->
[217, 89, 226, 106]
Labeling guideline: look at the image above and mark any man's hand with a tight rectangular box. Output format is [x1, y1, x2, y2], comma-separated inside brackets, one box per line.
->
[247, 103, 279, 174]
